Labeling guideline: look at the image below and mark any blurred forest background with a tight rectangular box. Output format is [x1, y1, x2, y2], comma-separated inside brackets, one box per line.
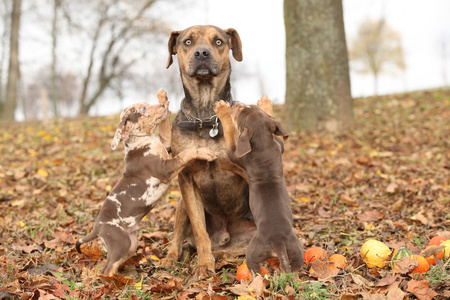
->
[0, 0, 449, 124]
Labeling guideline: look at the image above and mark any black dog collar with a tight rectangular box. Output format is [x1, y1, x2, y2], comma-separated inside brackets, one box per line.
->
[177, 98, 228, 137]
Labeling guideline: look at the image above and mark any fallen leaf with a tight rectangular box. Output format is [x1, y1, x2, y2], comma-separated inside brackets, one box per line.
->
[386, 287, 406, 300]
[386, 182, 398, 193]
[100, 274, 134, 290]
[360, 292, 386, 300]
[392, 256, 417, 275]
[340, 193, 359, 206]
[356, 211, 383, 222]
[351, 274, 374, 288]
[376, 275, 398, 287]
[411, 212, 429, 225]
[79, 242, 103, 260]
[339, 293, 359, 300]
[309, 261, 339, 281]
[248, 276, 268, 298]
[391, 198, 403, 212]
[228, 284, 251, 296]
[406, 280, 438, 300]
[421, 245, 445, 257]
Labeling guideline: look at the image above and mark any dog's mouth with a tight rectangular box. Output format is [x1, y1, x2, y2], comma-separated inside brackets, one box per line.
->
[189, 61, 219, 77]
[196, 68, 211, 76]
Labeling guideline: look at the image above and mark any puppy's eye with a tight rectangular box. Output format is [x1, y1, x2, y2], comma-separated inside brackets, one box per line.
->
[216, 39, 223, 46]
[185, 39, 192, 45]
[142, 108, 146, 113]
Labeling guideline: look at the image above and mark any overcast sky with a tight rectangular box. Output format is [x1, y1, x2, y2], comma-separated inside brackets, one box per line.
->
[16, 0, 450, 117]
[161, 0, 450, 106]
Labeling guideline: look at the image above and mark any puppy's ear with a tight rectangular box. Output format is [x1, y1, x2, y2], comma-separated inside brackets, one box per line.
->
[167, 31, 180, 69]
[225, 28, 243, 62]
[111, 118, 130, 150]
[271, 119, 289, 141]
[236, 127, 252, 157]
[111, 119, 125, 150]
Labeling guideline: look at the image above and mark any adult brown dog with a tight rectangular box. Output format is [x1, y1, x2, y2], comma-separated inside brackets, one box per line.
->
[160, 25, 257, 278]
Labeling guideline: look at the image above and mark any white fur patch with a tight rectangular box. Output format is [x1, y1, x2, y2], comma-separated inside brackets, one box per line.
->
[142, 136, 169, 158]
[122, 216, 137, 228]
[107, 193, 122, 214]
[106, 218, 125, 231]
[140, 177, 169, 206]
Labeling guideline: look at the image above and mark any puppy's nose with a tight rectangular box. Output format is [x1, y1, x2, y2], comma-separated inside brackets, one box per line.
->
[195, 48, 210, 60]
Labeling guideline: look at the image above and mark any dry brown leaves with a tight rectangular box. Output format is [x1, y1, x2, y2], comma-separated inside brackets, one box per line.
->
[1, 90, 449, 298]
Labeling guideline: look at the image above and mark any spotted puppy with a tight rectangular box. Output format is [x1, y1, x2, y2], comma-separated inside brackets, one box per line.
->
[76, 90, 217, 277]
[214, 98, 304, 275]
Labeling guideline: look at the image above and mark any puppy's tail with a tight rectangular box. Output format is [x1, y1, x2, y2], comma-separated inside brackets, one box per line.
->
[76, 230, 98, 254]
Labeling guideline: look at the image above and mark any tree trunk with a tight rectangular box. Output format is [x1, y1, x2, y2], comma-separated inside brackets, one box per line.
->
[50, 0, 60, 117]
[284, 0, 353, 132]
[3, 0, 22, 121]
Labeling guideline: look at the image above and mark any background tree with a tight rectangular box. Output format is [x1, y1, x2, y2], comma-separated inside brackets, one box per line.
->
[63, 0, 168, 115]
[349, 19, 406, 95]
[284, 0, 353, 132]
[2, 0, 22, 121]
[0, 1, 11, 113]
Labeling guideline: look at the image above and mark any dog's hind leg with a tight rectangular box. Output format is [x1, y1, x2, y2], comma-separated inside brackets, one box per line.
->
[245, 234, 272, 276]
[288, 237, 304, 272]
[273, 242, 291, 273]
[100, 227, 133, 277]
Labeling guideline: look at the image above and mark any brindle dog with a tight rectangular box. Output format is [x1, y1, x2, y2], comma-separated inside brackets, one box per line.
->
[160, 25, 264, 278]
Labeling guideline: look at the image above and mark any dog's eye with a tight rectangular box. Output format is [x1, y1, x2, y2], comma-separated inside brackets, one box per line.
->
[216, 39, 223, 46]
[185, 39, 192, 45]
[142, 108, 146, 113]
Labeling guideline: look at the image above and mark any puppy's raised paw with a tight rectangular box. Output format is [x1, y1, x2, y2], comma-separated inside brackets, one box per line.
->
[214, 100, 231, 119]
[157, 88, 169, 108]
[257, 96, 273, 116]
[196, 148, 218, 162]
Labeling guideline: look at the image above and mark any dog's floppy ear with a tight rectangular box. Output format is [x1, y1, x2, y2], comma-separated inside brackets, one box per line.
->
[167, 31, 180, 69]
[225, 28, 243, 62]
[270, 119, 289, 141]
[236, 127, 252, 157]
[111, 118, 131, 150]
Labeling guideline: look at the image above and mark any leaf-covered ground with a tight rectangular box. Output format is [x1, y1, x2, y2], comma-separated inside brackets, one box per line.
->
[0, 90, 449, 299]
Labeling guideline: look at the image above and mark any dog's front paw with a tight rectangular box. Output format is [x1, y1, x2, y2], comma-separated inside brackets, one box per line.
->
[257, 96, 273, 116]
[193, 264, 215, 280]
[157, 88, 169, 108]
[196, 148, 218, 162]
[159, 257, 176, 268]
[214, 100, 231, 119]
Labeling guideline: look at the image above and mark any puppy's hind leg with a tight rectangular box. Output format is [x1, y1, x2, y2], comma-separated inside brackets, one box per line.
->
[288, 237, 304, 272]
[100, 227, 133, 277]
[246, 235, 272, 276]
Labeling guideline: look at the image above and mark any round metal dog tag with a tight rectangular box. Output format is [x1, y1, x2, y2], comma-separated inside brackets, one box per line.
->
[209, 128, 218, 137]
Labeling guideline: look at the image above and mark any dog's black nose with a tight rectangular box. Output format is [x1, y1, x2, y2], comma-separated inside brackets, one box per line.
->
[195, 48, 210, 60]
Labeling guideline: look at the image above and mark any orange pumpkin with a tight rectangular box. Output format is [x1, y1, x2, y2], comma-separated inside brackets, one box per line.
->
[427, 236, 447, 260]
[428, 236, 447, 247]
[304, 247, 328, 266]
[424, 246, 444, 266]
[410, 255, 430, 274]
[329, 254, 348, 269]
[236, 263, 269, 282]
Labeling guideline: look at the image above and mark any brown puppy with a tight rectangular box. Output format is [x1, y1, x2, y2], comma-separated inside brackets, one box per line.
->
[76, 90, 217, 277]
[214, 99, 304, 275]
[161, 25, 256, 278]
